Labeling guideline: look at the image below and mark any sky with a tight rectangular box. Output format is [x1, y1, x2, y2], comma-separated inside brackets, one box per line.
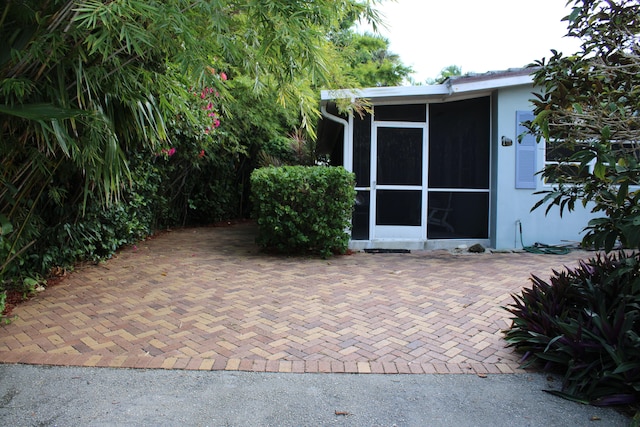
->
[358, 0, 582, 84]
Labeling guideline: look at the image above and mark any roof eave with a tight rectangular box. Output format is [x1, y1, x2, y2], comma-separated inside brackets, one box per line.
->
[320, 73, 534, 102]
[320, 85, 449, 101]
[448, 74, 533, 94]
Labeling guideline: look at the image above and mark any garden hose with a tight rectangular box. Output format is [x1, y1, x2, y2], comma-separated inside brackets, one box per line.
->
[518, 221, 571, 255]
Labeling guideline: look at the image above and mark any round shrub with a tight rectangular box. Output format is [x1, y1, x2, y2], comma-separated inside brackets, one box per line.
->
[250, 166, 356, 257]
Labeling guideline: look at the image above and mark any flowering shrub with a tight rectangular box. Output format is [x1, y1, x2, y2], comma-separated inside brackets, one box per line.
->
[150, 68, 243, 225]
[157, 147, 177, 159]
[198, 87, 222, 135]
[194, 69, 227, 138]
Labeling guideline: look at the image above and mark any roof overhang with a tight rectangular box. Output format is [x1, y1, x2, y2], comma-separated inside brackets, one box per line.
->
[320, 68, 535, 104]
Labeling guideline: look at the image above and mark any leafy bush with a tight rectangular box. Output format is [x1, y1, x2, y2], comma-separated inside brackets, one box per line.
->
[154, 144, 242, 226]
[250, 166, 355, 257]
[0, 151, 151, 289]
[504, 251, 640, 406]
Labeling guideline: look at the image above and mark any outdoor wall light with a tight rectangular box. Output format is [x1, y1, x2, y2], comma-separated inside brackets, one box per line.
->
[501, 136, 513, 146]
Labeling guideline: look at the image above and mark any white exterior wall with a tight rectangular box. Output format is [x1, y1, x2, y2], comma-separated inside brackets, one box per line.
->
[492, 85, 595, 249]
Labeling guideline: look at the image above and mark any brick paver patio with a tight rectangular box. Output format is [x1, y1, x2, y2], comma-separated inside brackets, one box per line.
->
[0, 222, 593, 374]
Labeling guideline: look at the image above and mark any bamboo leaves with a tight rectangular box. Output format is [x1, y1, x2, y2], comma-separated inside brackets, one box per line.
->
[0, 0, 385, 288]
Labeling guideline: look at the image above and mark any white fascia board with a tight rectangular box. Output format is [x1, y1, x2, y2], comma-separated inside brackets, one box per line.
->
[321, 85, 449, 101]
[449, 74, 534, 94]
[321, 74, 534, 102]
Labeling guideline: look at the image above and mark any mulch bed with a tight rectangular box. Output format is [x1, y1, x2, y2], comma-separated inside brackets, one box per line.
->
[2, 269, 67, 318]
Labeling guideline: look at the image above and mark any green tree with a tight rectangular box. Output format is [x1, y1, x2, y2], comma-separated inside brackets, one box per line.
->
[527, 0, 640, 252]
[426, 65, 463, 85]
[0, 0, 382, 286]
[333, 31, 413, 87]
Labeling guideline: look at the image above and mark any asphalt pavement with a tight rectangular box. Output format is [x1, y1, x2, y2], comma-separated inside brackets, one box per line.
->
[0, 364, 630, 426]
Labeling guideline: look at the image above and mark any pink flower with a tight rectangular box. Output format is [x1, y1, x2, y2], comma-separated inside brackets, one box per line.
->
[220, 72, 227, 81]
[168, 148, 176, 156]
[199, 150, 205, 158]
[213, 119, 221, 128]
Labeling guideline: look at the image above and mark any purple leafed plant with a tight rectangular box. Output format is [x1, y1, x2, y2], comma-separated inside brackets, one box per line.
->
[504, 251, 640, 407]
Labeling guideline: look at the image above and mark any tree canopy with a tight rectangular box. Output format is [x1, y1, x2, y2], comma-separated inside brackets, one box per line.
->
[425, 65, 463, 85]
[332, 31, 413, 87]
[528, 0, 640, 251]
[0, 0, 397, 289]
[0, 0, 381, 199]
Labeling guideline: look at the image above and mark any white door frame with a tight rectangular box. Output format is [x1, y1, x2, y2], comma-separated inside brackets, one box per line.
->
[370, 121, 428, 242]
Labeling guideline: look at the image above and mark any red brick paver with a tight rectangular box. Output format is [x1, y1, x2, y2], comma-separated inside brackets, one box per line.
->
[0, 223, 593, 373]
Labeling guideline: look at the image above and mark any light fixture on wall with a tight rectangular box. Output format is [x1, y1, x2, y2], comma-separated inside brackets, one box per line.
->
[501, 136, 513, 146]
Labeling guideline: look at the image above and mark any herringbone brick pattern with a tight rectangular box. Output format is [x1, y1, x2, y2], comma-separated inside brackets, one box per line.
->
[0, 223, 593, 374]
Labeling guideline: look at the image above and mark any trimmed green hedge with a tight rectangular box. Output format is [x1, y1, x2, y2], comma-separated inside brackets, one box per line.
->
[250, 166, 356, 257]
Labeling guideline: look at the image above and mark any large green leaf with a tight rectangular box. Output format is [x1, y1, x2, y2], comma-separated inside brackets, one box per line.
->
[0, 215, 12, 236]
[593, 161, 607, 180]
[0, 104, 87, 120]
[544, 389, 590, 404]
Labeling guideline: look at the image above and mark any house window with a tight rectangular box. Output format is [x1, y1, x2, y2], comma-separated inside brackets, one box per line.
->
[427, 192, 489, 239]
[352, 112, 371, 240]
[353, 112, 371, 187]
[430, 98, 490, 189]
[352, 191, 370, 240]
[374, 104, 427, 122]
[376, 127, 423, 186]
[544, 141, 590, 184]
[428, 97, 490, 239]
[377, 190, 422, 226]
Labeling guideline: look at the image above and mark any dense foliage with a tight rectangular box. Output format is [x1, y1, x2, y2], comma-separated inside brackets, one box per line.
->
[250, 166, 356, 257]
[331, 31, 413, 87]
[0, 0, 410, 295]
[425, 65, 463, 85]
[527, 0, 640, 251]
[504, 252, 640, 406]
[505, 1, 640, 415]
